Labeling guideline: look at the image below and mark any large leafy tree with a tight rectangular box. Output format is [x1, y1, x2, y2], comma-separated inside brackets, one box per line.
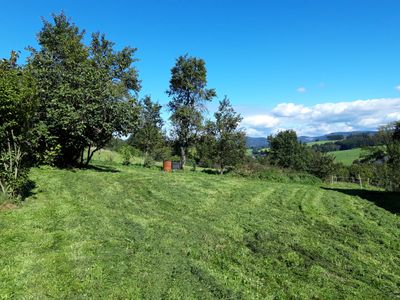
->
[128, 96, 165, 158]
[268, 130, 311, 171]
[166, 54, 216, 166]
[28, 13, 140, 167]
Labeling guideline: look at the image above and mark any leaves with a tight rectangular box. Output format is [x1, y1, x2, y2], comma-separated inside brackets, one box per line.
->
[167, 55, 216, 165]
[28, 13, 141, 167]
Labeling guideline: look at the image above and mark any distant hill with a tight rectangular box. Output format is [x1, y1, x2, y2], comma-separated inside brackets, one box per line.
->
[299, 131, 377, 143]
[246, 137, 268, 148]
[247, 131, 377, 148]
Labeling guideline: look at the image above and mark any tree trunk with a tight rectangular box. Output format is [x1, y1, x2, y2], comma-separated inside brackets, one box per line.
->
[180, 146, 186, 168]
[85, 146, 100, 167]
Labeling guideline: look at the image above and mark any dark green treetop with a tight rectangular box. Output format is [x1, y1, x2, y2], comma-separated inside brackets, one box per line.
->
[28, 13, 140, 167]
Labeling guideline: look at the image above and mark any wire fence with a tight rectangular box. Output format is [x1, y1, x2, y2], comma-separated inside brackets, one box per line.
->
[329, 175, 395, 190]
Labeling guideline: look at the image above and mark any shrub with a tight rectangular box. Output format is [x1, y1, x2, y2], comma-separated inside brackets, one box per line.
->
[143, 155, 155, 168]
[0, 132, 29, 199]
[118, 145, 136, 165]
[233, 161, 321, 185]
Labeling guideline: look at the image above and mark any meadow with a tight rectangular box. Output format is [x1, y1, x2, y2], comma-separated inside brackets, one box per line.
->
[0, 155, 399, 299]
[328, 148, 366, 165]
[306, 140, 339, 146]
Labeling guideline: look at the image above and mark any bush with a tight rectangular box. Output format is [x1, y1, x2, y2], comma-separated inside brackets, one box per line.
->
[118, 145, 137, 165]
[233, 161, 321, 185]
[0, 133, 30, 198]
[143, 156, 155, 168]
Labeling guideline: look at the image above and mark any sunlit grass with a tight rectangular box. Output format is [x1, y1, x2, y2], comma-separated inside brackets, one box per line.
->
[0, 158, 399, 298]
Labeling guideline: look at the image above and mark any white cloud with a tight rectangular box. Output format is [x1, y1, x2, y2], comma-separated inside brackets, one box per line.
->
[296, 87, 306, 93]
[242, 98, 400, 137]
[272, 103, 312, 117]
[242, 115, 280, 128]
[395, 85, 400, 91]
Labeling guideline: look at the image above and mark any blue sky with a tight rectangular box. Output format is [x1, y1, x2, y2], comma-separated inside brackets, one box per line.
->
[1, 0, 400, 136]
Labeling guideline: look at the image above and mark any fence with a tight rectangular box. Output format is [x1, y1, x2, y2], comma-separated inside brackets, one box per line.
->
[329, 175, 396, 190]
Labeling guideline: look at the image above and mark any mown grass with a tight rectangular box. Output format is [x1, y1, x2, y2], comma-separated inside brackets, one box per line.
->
[328, 148, 366, 165]
[0, 158, 399, 299]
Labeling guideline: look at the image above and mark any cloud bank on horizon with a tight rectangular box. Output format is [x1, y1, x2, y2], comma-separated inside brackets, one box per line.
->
[241, 98, 400, 137]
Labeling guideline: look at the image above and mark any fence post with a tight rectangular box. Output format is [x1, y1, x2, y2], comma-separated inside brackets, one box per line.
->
[358, 174, 362, 189]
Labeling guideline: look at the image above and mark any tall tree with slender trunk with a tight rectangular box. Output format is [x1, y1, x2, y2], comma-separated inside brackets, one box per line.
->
[166, 54, 216, 166]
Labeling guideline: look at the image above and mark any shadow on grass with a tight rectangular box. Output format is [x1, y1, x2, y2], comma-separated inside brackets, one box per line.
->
[201, 169, 219, 175]
[322, 187, 400, 214]
[86, 164, 120, 173]
[22, 180, 37, 199]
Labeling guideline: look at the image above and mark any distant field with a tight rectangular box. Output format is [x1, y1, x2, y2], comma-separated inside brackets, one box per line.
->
[1, 153, 399, 298]
[306, 140, 339, 146]
[328, 148, 366, 165]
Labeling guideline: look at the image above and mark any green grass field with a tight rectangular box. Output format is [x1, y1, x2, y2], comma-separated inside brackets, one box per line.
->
[1, 157, 399, 298]
[328, 148, 367, 165]
[306, 140, 339, 146]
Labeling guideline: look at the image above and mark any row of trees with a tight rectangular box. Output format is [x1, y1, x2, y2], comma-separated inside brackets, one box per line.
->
[265, 123, 400, 191]
[0, 13, 247, 198]
[311, 133, 384, 152]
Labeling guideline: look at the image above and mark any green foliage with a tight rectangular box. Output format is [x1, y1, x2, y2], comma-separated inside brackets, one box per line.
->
[143, 155, 155, 168]
[128, 96, 165, 159]
[312, 134, 382, 152]
[1, 160, 399, 298]
[233, 160, 321, 184]
[268, 130, 311, 171]
[386, 122, 400, 191]
[27, 13, 140, 167]
[198, 97, 246, 174]
[118, 145, 139, 165]
[327, 134, 344, 140]
[0, 52, 37, 140]
[167, 54, 216, 166]
[105, 137, 128, 152]
[0, 52, 36, 199]
[308, 151, 336, 180]
[0, 133, 28, 198]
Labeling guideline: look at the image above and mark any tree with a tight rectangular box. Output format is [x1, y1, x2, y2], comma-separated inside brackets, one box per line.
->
[0, 52, 37, 143]
[308, 151, 336, 180]
[327, 134, 344, 141]
[166, 54, 216, 166]
[197, 121, 217, 168]
[28, 13, 140, 167]
[0, 52, 37, 197]
[268, 130, 310, 171]
[387, 121, 400, 190]
[128, 96, 165, 159]
[212, 97, 246, 174]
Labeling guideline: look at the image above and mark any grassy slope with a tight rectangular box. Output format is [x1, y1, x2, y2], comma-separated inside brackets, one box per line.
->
[1, 160, 399, 298]
[328, 148, 366, 165]
[306, 140, 339, 146]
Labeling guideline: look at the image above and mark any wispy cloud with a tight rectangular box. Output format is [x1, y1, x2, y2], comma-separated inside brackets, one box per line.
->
[395, 85, 400, 91]
[241, 98, 400, 137]
[296, 87, 307, 93]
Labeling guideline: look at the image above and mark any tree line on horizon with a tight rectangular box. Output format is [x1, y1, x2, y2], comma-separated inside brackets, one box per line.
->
[1, 12, 399, 200]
